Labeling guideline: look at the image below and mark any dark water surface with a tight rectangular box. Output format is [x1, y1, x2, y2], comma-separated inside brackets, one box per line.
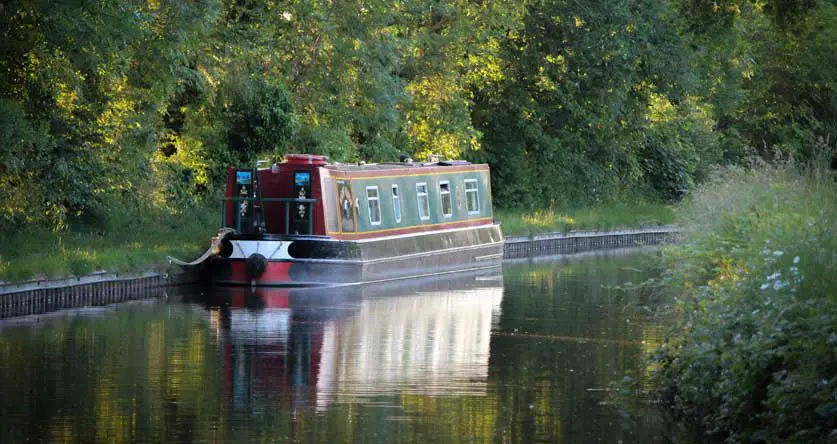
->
[0, 251, 668, 443]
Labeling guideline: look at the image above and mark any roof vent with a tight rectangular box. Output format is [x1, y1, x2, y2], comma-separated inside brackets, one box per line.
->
[285, 154, 329, 166]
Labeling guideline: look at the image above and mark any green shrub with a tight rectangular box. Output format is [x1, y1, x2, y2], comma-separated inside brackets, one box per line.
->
[651, 162, 837, 443]
[639, 96, 721, 201]
[220, 73, 298, 162]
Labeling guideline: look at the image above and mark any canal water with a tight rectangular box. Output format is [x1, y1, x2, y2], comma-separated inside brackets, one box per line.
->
[0, 250, 669, 443]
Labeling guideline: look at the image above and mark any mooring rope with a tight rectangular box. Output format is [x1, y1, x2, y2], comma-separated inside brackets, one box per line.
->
[166, 227, 237, 267]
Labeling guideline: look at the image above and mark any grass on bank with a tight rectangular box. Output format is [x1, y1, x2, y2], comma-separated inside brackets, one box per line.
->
[497, 201, 675, 236]
[649, 162, 837, 443]
[0, 206, 218, 284]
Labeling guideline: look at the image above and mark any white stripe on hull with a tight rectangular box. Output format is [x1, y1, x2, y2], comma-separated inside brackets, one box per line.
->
[230, 240, 292, 260]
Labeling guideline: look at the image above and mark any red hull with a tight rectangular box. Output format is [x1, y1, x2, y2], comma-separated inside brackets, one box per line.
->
[211, 260, 298, 286]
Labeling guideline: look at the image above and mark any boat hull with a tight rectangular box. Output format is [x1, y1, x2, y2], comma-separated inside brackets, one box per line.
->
[205, 224, 503, 286]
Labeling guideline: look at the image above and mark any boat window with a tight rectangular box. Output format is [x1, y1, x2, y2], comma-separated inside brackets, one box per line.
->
[366, 186, 381, 225]
[465, 179, 480, 214]
[439, 181, 453, 218]
[392, 184, 402, 223]
[416, 182, 430, 220]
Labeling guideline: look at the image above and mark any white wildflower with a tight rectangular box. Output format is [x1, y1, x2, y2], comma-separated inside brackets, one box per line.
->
[760, 283, 770, 290]
[793, 256, 800, 264]
[767, 272, 781, 280]
[772, 250, 784, 257]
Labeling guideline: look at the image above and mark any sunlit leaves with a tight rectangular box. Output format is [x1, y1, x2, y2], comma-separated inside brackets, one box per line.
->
[472, 0, 698, 208]
[0, 0, 222, 230]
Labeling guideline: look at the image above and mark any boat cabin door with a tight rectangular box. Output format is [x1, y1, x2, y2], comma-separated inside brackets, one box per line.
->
[231, 168, 267, 234]
[291, 170, 312, 235]
[233, 169, 256, 233]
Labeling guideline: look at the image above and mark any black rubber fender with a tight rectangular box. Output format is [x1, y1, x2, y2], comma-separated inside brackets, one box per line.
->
[245, 253, 268, 278]
[217, 238, 233, 258]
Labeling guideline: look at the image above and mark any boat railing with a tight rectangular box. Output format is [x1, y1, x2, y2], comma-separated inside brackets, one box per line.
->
[222, 197, 317, 235]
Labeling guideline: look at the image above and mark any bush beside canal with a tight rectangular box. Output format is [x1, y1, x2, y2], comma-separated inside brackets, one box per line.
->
[650, 162, 837, 443]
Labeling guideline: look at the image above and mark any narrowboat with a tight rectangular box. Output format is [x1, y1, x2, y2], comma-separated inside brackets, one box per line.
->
[205, 154, 503, 286]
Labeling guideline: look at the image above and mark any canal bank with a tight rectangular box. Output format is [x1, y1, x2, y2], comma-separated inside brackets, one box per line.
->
[503, 225, 679, 259]
[0, 226, 679, 318]
[0, 269, 201, 318]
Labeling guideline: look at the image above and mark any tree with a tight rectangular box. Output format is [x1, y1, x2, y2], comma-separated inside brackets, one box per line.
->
[471, 0, 705, 208]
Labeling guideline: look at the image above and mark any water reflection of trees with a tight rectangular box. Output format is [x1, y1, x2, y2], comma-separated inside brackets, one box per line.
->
[0, 255, 667, 443]
[0, 302, 224, 443]
[489, 254, 668, 443]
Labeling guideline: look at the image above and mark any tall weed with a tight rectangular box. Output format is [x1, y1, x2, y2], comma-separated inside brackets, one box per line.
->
[651, 161, 837, 443]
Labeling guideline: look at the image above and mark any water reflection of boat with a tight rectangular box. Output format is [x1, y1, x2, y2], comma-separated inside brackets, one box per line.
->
[199, 272, 503, 411]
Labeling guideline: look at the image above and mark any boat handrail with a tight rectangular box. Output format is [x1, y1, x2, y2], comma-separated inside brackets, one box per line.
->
[221, 197, 317, 203]
[221, 196, 318, 235]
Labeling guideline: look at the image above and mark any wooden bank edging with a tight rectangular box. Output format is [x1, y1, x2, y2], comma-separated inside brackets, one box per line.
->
[0, 269, 200, 319]
[502, 225, 680, 259]
[0, 226, 680, 319]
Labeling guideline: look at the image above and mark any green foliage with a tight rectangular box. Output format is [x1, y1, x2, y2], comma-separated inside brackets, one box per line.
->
[220, 73, 298, 161]
[651, 160, 837, 443]
[293, 125, 357, 163]
[471, 0, 714, 208]
[677, 0, 741, 34]
[0, 0, 222, 231]
[640, 96, 721, 200]
[678, 0, 837, 165]
[0, 100, 54, 227]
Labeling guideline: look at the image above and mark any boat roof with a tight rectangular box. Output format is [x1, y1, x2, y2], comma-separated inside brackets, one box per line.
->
[322, 160, 475, 172]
